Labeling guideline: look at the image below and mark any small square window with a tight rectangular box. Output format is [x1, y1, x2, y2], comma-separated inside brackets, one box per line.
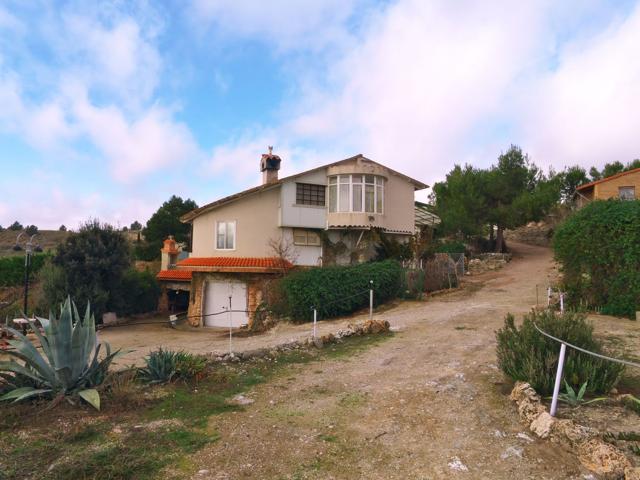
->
[293, 229, 321, 246]
[296, 183, 326, 206]
[619, 186, 636, 201]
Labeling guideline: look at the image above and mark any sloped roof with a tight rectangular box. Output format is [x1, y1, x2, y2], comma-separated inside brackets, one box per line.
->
[181, 154, 428, 222]
[157, 269, 193, 281]
[177, 257, 292, 269]
[576, 167, 640, 191]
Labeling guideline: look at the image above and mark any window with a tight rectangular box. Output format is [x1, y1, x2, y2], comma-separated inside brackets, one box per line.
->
[296, 183, 325, 206]
[216, 221, 236, 250]
[619, 186, 636, 201]
[293, 229, 321, 246]
[327, 174, 385, 214]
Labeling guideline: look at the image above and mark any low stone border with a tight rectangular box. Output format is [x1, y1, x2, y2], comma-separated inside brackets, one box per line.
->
[209, 319, 391, 363]
[511, 382, 639, 479]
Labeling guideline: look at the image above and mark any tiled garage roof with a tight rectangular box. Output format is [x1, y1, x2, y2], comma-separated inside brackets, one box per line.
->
[177, 257, 293, 269]
[157, 269, 193, 281]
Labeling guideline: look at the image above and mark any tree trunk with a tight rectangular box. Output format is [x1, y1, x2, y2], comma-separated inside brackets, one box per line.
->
[495, 226, 504, 253]
[489, 224, 494, 242]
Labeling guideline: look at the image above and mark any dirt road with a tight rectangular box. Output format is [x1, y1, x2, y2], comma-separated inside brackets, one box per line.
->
[184, 243, 594, 479]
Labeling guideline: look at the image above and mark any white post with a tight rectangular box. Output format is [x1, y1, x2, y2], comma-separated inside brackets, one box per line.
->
[228, 296, 233, 355]
[547, 286, 552, 307]
[560, 293, 564, 313]
[369, 280, 374, 321]
[550, 343, 567, 417]
[313, 308, 317, 339]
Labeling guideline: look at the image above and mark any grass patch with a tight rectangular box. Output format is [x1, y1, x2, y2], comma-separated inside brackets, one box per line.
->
[1, 332, 393, 480]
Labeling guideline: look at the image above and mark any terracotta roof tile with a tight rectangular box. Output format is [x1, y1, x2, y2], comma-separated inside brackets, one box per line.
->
[177, 257, 293, 269]
[157, 269, 193, 281]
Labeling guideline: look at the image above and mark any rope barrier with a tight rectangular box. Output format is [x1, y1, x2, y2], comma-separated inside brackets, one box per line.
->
[533, 322, 640, 369]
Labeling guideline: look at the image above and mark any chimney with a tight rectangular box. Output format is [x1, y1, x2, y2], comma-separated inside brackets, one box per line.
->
[160, 235, 180, 270]
[260, 146, 281, 185]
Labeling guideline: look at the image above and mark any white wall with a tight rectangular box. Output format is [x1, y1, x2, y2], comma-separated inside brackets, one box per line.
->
[280, 169, 327, 229]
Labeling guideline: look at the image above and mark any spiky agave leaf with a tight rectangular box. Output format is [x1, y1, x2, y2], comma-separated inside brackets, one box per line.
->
[0, 386, 51, 402]
[78, 388, 100, 410]
[2, 326, 57, 387]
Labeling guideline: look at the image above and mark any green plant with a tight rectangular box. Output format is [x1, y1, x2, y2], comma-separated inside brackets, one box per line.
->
[175, 352, 207, 380]
[114, 269, 161, 316]
[496, 309, 624, 395]
[0, 253, 49, 287]
[435, 241, 466, 254]
[557, 381, 607, 407]
[0, 297, 121, 409]
[274, 260, 403, 322]
[139, 348, 179, 384]
[554, 200, 640, 318]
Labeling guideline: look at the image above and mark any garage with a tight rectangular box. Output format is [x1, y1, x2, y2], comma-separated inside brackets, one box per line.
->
[203, 280, 248, 328]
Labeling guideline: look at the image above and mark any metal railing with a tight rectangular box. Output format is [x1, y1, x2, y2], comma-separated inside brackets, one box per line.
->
[534, 322, 640, 416]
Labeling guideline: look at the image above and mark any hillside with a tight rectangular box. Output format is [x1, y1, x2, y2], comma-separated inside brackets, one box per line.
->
[0, 230, 70, 257]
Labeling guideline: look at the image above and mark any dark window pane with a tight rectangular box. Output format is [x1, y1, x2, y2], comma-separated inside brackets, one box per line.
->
[296, 183, 326, 206]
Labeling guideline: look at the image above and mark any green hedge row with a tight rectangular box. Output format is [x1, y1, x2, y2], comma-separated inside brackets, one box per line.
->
[0, 254, 49, 287]
[553, 200, 640, 318]
[276, 260, 404, 322]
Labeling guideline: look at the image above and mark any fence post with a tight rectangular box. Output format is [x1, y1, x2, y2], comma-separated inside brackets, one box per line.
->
[560, 293, 564, 313]
[369, 280, 374, 320]
[313, 308, 317, 339]
[228, 296, 233, 355]
[547, 286, 552, 307]
[550, 343, 567, 417]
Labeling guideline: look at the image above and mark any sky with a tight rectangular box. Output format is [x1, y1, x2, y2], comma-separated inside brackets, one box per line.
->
[1, 0, 639, 229]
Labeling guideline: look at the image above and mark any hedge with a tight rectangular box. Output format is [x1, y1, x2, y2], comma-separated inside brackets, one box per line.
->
[275, 260, 404, 322]
[553, 200, 640, 318]
[0, 254, 49, 287]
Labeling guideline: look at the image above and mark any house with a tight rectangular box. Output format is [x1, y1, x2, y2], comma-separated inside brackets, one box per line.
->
[575, 167, 640, 207]
[157, 150, 427, 328]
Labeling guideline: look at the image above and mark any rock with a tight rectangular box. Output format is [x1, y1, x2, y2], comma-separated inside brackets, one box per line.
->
[516, 432, 534, 443]
[197, 469, 210, 475]
[530, 412, 555, 439]
[228, 394, 254, 406]
[447, 456, 468, 472]
[577, 439, 631, 479]
[313, 337, 324, 348]
[550, 419, 592, 446]
[625, 467, 640, 480]
[511, 382, 547, 424]
[500, 446, 523, 459]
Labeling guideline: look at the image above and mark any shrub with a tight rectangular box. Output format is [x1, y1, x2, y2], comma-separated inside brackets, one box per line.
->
[496, 310, 624, 395]
[435, 240, 466, 254]
[175, 352, 207, 380]
[114, 269, 161, 316]
[554, 200, 640, 318]
[0, 253, 49, 287]
[275, 260, 403, 322]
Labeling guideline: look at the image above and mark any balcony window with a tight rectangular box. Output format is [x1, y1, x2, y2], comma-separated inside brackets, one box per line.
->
[293, 229, 321, 246]
[327, 174, 384, 214]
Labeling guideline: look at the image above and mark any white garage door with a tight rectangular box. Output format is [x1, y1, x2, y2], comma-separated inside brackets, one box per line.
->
[203, 281, 248, 328]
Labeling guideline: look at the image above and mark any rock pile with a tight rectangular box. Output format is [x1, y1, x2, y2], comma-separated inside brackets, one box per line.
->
[468, 253, 512, 274]
[510, 382, 638, 479]
[504, 220, 555, 246]
[210, 319, 390, 363]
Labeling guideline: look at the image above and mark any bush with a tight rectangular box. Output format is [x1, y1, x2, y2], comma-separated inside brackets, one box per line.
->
[554, 200, 640, 318]
[435, 240, 466, 254]
[496, 310, 624, 395]
[275, 260, 403, 322]
[114, 269, 161, 316]
[0, 253, 49, 287]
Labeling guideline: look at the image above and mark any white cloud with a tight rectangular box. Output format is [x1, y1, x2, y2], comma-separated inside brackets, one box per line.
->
[190, 0, 363, 52]
[521, 3, 640, 168]
[71, 87, 198, 182]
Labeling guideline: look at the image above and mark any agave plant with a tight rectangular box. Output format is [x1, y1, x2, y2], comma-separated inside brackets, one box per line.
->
[0, 297, 121, 410]
[557, 380, 608, 408]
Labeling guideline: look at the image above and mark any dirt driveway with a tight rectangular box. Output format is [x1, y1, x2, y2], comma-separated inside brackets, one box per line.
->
[162, 242, 636, 480]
